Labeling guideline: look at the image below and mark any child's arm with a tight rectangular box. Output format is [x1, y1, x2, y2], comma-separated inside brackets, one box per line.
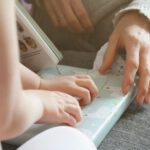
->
[0, 0, 81, 140]
[0, 0, 43, 140]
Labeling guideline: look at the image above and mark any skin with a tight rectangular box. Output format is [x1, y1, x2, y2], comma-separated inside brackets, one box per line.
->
[43, 0, 94, 32]
[42, 1, 150, 104]
[20, 64, 98, 106]
[100, 11, 150, 105]
[0, 0, 98, 140]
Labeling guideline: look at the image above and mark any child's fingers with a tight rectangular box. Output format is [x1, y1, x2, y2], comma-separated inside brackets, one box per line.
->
[65, 98, 80, 105]
[76, 78, 99, 98]
[61, 112, 77, 126]
[65, 104, 82, 122]
[70, 86, 91, 105]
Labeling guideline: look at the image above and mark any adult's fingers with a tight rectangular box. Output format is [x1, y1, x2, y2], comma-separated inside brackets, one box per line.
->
[122, 43, 140, 95]
[71, 0, 94, 32]
[100, 34, 118, 74]
[59, 0, 84, 32]
[136, 46, 150, 104]
[145, 84, 150, 104]
[61, 93, 80, 105]
[43, 0, 59, 27]
[50, 0, 68, 28]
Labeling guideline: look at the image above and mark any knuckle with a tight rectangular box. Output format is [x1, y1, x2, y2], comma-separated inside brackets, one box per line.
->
[142, 42, 150, 49]
[142, 67, 150, 77]
[128, 60, 139, 70]
[85, 79, 92, 85]
[127, 34, 140, 44]
[126, 76, 134, 85]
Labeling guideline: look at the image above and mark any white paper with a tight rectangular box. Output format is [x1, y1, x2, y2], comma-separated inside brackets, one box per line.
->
[17, 126, 97, 150]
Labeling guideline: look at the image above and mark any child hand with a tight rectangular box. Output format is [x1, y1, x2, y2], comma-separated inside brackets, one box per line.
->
[39, 75, 99, 106]
[37, 91, 81, 126]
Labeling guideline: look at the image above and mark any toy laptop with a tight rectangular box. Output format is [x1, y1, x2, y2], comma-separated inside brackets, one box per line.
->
[6, 1, 136, 148]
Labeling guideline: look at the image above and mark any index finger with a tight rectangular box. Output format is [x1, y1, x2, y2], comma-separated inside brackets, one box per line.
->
[100, 34, 118, 74]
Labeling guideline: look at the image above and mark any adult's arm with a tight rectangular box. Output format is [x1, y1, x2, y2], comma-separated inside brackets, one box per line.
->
[114, 0, 150, 24]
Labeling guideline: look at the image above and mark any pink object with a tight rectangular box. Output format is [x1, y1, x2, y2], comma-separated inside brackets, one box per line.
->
[20, 0, 33, 14]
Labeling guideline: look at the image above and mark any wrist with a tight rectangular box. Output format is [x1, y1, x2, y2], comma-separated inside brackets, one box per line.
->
[120, 11, 150, 25]
[38, 78, 48, 90]
[38, 78, 56, 91]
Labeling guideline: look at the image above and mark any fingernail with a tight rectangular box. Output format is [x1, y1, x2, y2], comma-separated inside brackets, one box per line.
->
[91, 91, 99, 99]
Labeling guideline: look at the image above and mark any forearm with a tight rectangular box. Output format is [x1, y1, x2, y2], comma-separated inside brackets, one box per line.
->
[0, 0, 43, 140]
[0, 0, 21, 127]
[0, 90, 43, 140]
[20, 63, 41, 89]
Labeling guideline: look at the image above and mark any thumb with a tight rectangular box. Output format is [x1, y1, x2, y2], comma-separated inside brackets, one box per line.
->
[100, 35, 118, 74]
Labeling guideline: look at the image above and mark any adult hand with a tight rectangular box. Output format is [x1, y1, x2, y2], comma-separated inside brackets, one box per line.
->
[100, 12, 150, 105]
[39, 75, 99, 106]
[43, 0, 94, 32]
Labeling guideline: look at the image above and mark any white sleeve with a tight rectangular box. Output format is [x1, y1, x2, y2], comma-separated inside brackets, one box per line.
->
[114, 0, 150, 24]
